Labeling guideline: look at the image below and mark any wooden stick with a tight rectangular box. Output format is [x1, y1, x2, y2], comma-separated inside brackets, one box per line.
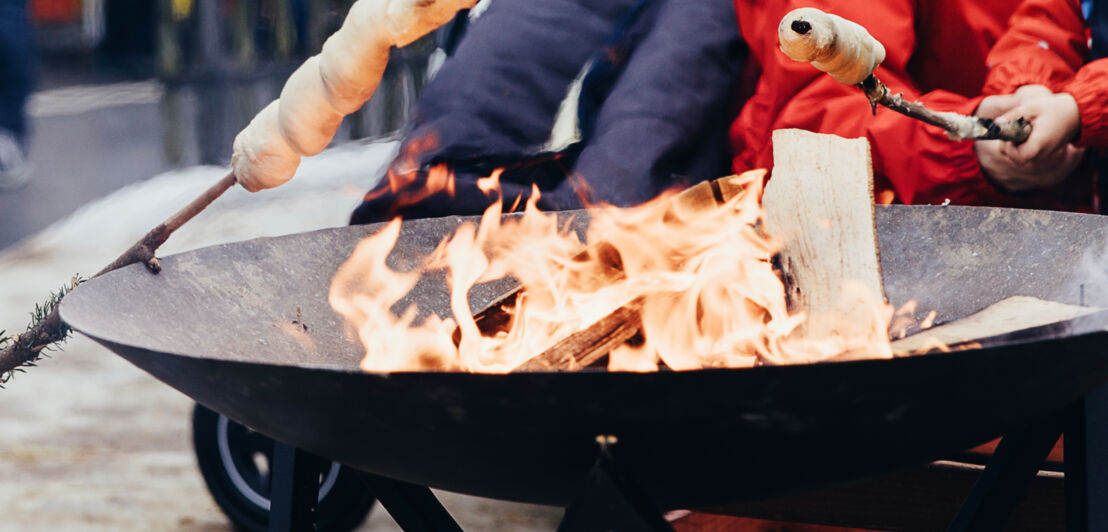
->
[512, 300, 643, 372]
[0, 171, 238, 378]
[97, 171, 237, 275]
[860, 75, 1031, 144]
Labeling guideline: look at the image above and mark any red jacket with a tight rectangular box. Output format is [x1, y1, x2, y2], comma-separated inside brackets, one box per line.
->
[729, 0, 1094, 211]
[983, 0, 1108, 147]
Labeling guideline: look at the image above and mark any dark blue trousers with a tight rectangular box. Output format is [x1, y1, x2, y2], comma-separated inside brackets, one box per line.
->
[0, 0, 33, 144]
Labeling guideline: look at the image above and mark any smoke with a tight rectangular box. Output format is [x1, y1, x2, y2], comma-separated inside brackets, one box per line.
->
[1076, 235, 1108, 308]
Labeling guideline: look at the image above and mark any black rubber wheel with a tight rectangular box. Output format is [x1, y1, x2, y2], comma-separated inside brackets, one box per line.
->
[191, 403, 375, 532]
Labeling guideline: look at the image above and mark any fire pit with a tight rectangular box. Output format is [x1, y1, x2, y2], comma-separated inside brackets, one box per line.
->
[59, 204, 1108, 526]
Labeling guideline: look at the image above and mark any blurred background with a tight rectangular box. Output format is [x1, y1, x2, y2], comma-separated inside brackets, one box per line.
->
[0, 0, 435, 249]
[0, 2, 566, 530]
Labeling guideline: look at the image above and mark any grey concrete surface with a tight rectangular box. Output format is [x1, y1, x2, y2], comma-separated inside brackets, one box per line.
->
[0, 91, 170, 250]
[0, 336, 564, 532]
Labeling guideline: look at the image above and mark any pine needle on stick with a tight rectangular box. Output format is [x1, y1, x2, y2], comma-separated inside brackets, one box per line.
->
[0, 171, 236, 385]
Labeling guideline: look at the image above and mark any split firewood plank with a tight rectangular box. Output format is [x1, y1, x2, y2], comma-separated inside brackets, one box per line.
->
[761, 128, 885, 342]
[891, 296, 1100, 354]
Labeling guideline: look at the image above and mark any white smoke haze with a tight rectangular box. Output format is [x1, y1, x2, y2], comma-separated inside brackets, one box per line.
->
[1077, 235, 1108, 309]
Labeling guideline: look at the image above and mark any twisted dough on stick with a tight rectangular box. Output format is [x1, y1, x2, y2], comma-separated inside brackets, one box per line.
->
[777, 7, 885, 85]
[233, 102, 300, 193]
[233, 0, 476, 192]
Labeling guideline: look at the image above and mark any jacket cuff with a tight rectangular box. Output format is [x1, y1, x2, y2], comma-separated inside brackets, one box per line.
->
[983, 61, 1070, 95]
[1063, 70, 1108, 147]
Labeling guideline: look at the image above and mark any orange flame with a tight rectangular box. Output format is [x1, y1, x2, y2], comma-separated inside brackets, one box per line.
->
[361, 135, 457, 217]
[476, 168, 503, 195]
[330, 168, 899, 372]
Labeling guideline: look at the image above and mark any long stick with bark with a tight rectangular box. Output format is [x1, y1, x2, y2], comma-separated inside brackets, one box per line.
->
[0, 171, 236, 379]
[858, 75, 1031, 143]
[778, 8, 1031, 144]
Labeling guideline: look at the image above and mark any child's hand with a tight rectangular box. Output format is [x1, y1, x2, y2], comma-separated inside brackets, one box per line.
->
[974, 84, 1052, 119]
[974, 90, 1085, 191]
[995, 93, 1082, 164]
[975, 136, 1084, 191]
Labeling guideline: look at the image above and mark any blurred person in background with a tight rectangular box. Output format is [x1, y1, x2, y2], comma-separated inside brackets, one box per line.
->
[350, 0, 745, 224]
[0, 0, 33, 191]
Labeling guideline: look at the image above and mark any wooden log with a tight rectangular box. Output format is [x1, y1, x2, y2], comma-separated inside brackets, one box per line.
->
[504, 130, 887, 370]
[762, 129, 885, 344]
[512, 299, 643, 372]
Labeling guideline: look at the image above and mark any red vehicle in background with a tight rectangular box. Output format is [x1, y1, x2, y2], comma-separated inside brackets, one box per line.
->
[32, 0, 82, 23]
[30, 0, 154, 62]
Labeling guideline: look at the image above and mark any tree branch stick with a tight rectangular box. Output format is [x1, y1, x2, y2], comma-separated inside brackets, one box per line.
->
[859, 75, 1031, 144]
[96, 171, 237, 276]
[0, 171, 237, 378]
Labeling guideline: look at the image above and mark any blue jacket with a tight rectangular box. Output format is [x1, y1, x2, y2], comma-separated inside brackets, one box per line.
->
[351, 0, 745, 224]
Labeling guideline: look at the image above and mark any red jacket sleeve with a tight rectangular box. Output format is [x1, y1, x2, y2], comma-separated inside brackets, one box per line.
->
[1062, 59, 1108, 147]
[982, 0, 1089, 95]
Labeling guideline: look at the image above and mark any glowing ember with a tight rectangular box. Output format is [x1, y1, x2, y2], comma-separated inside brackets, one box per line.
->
[329, 169, 898, 373]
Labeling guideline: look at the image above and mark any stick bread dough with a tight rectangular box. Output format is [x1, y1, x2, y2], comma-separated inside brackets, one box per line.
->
[777, 7, 885, 85]
[233, 0, 476, 192]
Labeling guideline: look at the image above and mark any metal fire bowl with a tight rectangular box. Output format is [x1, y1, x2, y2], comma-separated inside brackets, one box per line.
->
[60, 205, 1108, 509]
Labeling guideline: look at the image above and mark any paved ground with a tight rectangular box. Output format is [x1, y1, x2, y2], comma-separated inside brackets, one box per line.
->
[0, 335, 562, 532]
[0, 82, 169, 250]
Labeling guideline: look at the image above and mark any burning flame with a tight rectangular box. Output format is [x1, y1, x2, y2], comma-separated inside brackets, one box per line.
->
[330, 168, 898, 373]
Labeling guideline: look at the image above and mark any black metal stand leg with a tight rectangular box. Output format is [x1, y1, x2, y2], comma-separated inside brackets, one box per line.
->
[558, 435, 674, 532]
[356, 471, 463, 532]
[1084, 384, 1108, 531]
[947, 414, 1064, 532]
[1066, 400, 1089, 532]
[269, 442, 324, 532]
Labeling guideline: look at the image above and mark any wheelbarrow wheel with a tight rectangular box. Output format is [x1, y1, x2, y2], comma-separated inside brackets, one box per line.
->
[191, 403, 375, 532]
